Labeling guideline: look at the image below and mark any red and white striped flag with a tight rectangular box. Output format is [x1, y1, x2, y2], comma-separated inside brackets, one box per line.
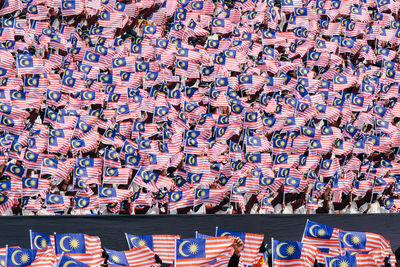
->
[215, 228, 264, 265]
[126, 234, 180, 263]
[175, 237, 233, 266]
[54, 233, 104, 266]
[105, 247, 156, 267]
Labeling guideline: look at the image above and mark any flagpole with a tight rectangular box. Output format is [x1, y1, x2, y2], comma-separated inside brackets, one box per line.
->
[29, 229, 32, 249]
[370, 176, 376, 204]
[301, 219, 310, 243]
[56, 252, 64, 267]
[271, 238, 274, 267]
[5, 245, 8, 267]
[215, 226, 218, 237]
[125, 233, 132, 249]
[174, 238, 177, 267]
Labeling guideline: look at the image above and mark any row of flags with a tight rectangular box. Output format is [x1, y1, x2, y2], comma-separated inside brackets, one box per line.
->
[1, 227, 264, 267]
[0, 0, 400, 216]
[272, 219, 396, 266]
[0, 220, 394, 266]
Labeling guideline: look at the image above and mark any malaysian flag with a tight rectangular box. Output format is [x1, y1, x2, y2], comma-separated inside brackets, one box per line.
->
[104, 247, 156, 266]
[103, 148, 121, 168]
[98, 187, 131, 205]
[284, 177, 307, 193]
[103, 167, 131, 185]
[75, 196, 99, 210]
[61, 0, 85, 16]
[175, 237, 233, 266]
[16, 53, 44, 75]
[4, 163, 24, 180]
[45, 194, 70, 212]
[215, 228, 264, 265]
[194, 188, 225, 207]
[168, 190, 194, 210]
[338, 231, 391, 253]
[125, 234, 179, 263]
[325, 254, 369, 267]
[272, 239, 317, 267]
[22, 198, 42, 212]
[57, 254, 89, 267]
[5, 247, 41, 267]
[319, 158, 340, 177]
[0, 193, 15, 215]
[30, 231, 54, 250]
[302, 220, 341, 250]
[54, 233, 103, 266]
[22, 177, 50, 197]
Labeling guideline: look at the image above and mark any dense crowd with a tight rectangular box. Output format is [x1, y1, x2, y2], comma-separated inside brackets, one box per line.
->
[1, 0, 400, 216]
[0, 221, 399, 266]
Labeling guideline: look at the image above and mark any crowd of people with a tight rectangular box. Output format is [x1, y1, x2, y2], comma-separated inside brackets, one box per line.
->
[0, 221, 399, 266]
[1, 0, 400, 216]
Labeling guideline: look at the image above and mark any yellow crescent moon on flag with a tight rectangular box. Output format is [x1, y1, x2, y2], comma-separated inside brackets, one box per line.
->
[178, 241, 190, 257]
[101, 188, 110, 196]
[60, 236, 72, 252]
[63, 260, 77, 267]
[220, 232, 232, 237]
[196, 190, 203, 198]
[77, 199, 86, 208]
[276, 242, 288, 258]
[34, 235, 44, 249]
[329, 258, 338, 267]
[130, 236, 139, 247]
[77, 179, 84, 188]
[342, 233, 352, 247]
[48, 195, 57, 203]
[171, 192, 180, 201]
[11, 250, 22, 265]
[309, 225, 319, 238]
[24, 178, 31, 187]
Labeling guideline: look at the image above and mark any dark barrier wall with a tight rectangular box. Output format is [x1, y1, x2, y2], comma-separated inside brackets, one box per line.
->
[0, 214, 399, 251]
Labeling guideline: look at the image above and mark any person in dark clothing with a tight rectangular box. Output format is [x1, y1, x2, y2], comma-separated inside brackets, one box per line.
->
[228, 237, 244, 267]
[395, 247, 400, 267]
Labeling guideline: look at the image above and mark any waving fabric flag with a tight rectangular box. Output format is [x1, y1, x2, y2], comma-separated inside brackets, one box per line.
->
[272, 239, 317, 267]
[302, 220, 341, 250]
[104, 247, 156, 267]
[125, 234, 179, 263]
[54, 233, 103, 266]
[45, 194, 70, 212]
[57, 254, 89, 267]
[215, 228, 264, 265]
[325, 254, 357, 267]
[30, 232, 54, 250]
[98, 187, 131, 205]
[16, 54, 44, 75]
[338, 231, 391, 253]
[168, 190, 194, 210]
[5, 247, 37, 266]
[175, 237, 233, 266]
